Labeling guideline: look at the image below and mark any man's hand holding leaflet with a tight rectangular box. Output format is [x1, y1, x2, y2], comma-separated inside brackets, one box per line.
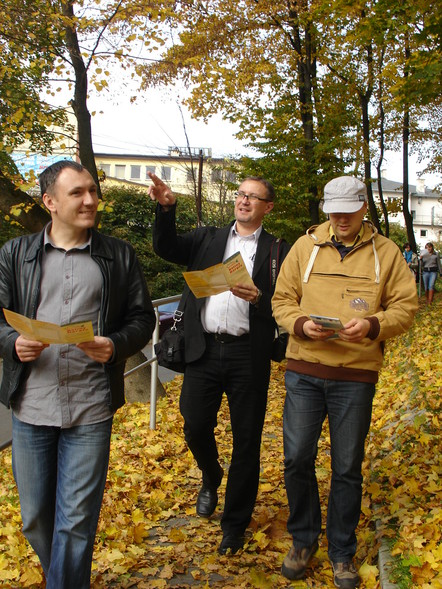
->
[3, 308, 95, 344]
[183, 251, 254, 298]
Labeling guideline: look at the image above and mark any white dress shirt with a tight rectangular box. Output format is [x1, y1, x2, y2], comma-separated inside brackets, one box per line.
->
[201, 223, 262, 336]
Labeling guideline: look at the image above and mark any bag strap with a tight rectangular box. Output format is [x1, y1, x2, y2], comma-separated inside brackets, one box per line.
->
[270, 238, 282, 289]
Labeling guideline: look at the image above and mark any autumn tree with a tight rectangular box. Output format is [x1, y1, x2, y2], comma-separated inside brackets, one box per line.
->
[137, 0, 440, 237]
[0, 0, 175, 228]
[0, 0, 68, 230]
[137, 0, 351, 232]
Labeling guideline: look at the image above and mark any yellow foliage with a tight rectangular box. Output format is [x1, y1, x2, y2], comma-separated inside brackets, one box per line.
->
[0, 300, 440, 587]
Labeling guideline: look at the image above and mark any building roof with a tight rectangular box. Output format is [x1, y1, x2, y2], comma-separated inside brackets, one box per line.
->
[94, 152, 226, 163]
[373, 177, 440, 198]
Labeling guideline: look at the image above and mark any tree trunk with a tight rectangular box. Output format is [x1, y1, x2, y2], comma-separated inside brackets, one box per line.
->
[62, 1, 101, 198]
[360, 94, 381, 233]
[402, 110, 417, 251]
[124, 350, 165, 403]
[402, 40, 417, 252]
[376, 67, 389, 237]
[0, 170, 50, 232]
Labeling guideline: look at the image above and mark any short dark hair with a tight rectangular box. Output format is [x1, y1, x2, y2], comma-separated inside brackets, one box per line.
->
[403, 243, 410, 248]
[38, 160, 85, 197]
[242, 176, 276, 201]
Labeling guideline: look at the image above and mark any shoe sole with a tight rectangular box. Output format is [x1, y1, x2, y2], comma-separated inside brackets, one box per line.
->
[281, 563, 306, 580]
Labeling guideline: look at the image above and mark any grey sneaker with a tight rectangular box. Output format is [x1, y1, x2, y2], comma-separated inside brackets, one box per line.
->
[281, 541, 319, 580]
[332, 561, 360, 588]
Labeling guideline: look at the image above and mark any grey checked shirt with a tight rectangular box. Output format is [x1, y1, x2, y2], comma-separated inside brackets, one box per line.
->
[12, 229, 112, 427]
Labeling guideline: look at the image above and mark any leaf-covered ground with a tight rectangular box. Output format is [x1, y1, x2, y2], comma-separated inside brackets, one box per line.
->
[0, 299, 440, 588]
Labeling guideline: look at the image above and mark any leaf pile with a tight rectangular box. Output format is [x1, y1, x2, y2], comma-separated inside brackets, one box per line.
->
[0, 299, 440, 588]
[364, 299, 441, 589]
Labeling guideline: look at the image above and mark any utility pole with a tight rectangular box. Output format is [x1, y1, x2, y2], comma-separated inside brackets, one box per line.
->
[197, 149, 203, 227]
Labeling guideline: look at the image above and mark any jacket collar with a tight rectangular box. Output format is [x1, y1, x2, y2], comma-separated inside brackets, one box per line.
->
[24, 227, 113, 262]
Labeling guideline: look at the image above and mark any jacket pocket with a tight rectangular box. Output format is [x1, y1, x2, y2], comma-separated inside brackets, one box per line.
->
[341, 287, 378, 315]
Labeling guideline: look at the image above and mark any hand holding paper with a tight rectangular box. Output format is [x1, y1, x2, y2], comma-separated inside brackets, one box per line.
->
[3, 308, 95, 344]
[183, 251, 254, 298]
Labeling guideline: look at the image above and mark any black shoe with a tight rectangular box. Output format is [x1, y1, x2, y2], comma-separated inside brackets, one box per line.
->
[196, 486, 218, 517]
[218, 534, 244, 555]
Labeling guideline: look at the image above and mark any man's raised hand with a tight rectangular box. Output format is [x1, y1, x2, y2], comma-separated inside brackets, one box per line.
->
[147, 172, 176, 208]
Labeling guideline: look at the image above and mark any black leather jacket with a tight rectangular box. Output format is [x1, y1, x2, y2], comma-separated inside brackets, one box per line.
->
[0, 228, 155, 410]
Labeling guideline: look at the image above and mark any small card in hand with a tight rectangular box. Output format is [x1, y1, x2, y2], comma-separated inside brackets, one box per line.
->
[309, 315, 343, 331]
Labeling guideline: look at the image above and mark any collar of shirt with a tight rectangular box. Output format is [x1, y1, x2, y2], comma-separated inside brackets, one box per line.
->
[225, 223, 262, 271]
[328, 224, 364, 247]
[43, 224, 92, 251]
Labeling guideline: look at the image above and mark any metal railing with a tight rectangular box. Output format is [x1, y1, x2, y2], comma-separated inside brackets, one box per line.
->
[0, 294, 182, 450]
[124, 294, 181, 430]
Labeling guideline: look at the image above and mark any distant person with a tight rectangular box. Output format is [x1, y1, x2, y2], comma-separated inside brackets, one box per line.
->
[403, 242, 418, 281]
[149, 172, 290, 555]
[420, 242, 441, 304]
[0, 160, 155, 589]
[272, 176, 418, 588]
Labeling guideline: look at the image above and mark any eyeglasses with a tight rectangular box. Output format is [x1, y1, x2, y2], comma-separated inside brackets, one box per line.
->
[235, 191, 272, 203]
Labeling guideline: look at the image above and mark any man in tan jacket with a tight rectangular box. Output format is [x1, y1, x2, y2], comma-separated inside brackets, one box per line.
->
[272, 176, 418, 589]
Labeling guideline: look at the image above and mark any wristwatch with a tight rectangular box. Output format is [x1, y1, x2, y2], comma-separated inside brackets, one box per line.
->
[252, 288, 262, 306]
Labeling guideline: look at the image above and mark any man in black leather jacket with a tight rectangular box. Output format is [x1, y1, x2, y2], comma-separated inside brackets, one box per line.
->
[0, 160, 155, 589]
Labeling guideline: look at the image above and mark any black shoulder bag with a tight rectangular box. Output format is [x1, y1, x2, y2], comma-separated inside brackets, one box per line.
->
[154, 294, 187, 373]
[270, 238, 288, 362]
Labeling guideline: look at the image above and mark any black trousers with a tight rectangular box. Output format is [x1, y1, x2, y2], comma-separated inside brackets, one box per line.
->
[180, 335, 269, 536]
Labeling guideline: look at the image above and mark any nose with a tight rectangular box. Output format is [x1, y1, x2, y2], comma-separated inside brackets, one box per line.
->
[83, 190, 97, 206]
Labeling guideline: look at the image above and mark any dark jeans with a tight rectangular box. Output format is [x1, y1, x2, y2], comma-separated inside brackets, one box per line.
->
[180, 335, 268, 536]
[283, 371, 375, 561]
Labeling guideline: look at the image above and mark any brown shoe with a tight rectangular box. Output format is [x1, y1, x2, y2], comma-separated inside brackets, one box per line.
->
[281, 541, 319, 580]
[332, 561, 360, 588]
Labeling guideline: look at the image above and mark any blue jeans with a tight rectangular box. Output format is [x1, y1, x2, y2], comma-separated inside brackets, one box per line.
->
[422, 270, 437, 291]
[283, 371, 375, 561]
[12, 414, 113, 589]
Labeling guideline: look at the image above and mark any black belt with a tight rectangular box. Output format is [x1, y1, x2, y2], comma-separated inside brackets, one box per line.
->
[205, 332, 250, 344]
[423, 268, 438, 272]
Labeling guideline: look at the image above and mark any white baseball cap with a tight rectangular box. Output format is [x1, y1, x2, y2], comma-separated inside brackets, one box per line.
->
[322, 176, 367, 214]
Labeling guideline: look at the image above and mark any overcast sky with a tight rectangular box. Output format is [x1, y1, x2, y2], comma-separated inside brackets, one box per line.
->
[89, 89, 440, 190]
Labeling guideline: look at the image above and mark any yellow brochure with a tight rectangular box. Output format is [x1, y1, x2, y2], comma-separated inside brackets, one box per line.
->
[183, 251, 254, 299]
[3, 308, 95, 344]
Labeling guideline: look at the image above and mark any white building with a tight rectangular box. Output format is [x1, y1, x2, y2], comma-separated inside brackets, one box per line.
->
[94, 148, 237, 202]
[371, 176, 442, 250]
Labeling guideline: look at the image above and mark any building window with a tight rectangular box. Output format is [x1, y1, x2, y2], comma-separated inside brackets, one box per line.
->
[146, 165, 156, 178]
[211, 169, 222, 182]
[161, 166, 171, 181]
[130, 165, 141, 179]
[411, 210, 416, 220]
[186, 169, 196, 183]
[99, 163, 111, 178]
[420, 230, 427, 237]
[211, 169, 236, 183]
[115, 165, 126, 179]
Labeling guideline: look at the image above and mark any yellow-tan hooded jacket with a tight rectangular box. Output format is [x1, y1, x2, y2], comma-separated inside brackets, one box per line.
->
[272, 220, 419, 383]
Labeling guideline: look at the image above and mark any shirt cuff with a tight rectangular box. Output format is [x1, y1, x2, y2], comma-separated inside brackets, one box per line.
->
[294, 316, 310, 339]
[366, 316, 380, 340]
